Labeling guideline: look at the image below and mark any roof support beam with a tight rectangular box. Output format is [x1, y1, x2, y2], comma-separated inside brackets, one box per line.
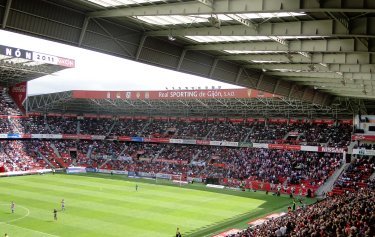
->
[209, 58, 219, 78]
[1, 0, 12, 29]
[78, 16, 90, 46]
[177, 49, 187, 70]
[255, 73, 264, 89]
[88, 0, 375, 18]
[219, 53, 373, 64]
[268, 72, 375, 80]
[246, 63, 375, 73]
[136, 35, 147, 60]
[235, 67, 243, 83]
[146, 18, 374, 38]
[186, 39, 360, 53]
[273, 80, 281, 94]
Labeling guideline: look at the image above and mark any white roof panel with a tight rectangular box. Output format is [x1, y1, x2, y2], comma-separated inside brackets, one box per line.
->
[86, 0, 161, 7]
[186, 35, 323, 43]
[237, 12, 306, 19]
[225, 50, 286, 54]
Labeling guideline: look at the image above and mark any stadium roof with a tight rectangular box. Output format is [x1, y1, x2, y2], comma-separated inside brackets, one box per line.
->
[1, 0, 374, 111]
[0, 44, 75, 87]
[26, 88, 356, 118]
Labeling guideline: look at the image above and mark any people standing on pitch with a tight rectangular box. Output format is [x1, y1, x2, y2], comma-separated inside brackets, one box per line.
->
[61, 199, 65, 211]
[10, 201, 15, 214]
[135, 184, 138, 191]
[176, 227, 182, 237]
[53, 209, 58, 220]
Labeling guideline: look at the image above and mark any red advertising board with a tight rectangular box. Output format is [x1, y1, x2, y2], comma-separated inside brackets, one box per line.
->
[339, 119, 353, 124]
[313, 119, 334, 124]
[62, 134, 78, 139]
[268, 144, 301, 150]
[229, 118, 244, 123]
[318, 147, 345, 153]
[246, 118, 255, 123]
[351, 135, 375, 141]
[21, 134, 31, 139]
[118, 136, 132, 141]
[143, 138, 170, 143]
[8, 82, 27, 113]
[72, 89, 280, 100]
[196, 140, 210, 145]
[289, 119, 299, 124]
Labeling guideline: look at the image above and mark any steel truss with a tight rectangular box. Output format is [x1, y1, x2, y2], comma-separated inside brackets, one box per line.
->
[1, 0, 375, 106]
[26, 91, 353, 119]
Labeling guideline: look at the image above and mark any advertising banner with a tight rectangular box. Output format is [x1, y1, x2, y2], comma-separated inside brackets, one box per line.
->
[155, 159, 188, 164]
[0, 44, 75, 67]
[66, 167, 86, 174]
[7, 134, 21, 139]
[85, 168, 97, 173]
[143, 138, 170, 143]
[181, 139, 197, 145]
[318, 147, 345, 153]
[351, 135, 375, 141]
[238, 142, 253, 148]
[62, 134, 79, 139]
[91, 135, 106, 140]
[8, 82, 27, 112]
[300, 145, 319, 152]
[196, 140, 210, 145]
[252, 143, 269, 148]
[78, 134, 92, 140]
[352, 149, 375, 156]
[209, 141, 239, 147]
[31, 134, 63, 139]
[155, 173, 171, 179]
[72, 88, 280, 100]
[169, 139, 184, 144]
[131, 137, 144, 142]
[118, 136, 132, 141]
[268, 144, 301, 150]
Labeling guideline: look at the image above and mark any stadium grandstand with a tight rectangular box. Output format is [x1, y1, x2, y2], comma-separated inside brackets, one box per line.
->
[0, 0, 375, 236]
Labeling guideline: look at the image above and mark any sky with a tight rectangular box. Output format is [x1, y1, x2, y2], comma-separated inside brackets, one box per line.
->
[0, 30, 241, 95]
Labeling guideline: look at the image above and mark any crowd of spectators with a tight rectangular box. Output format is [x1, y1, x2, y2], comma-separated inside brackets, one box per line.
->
[198, 147, 342, 187]
[0, 90, 21, 115]
[248, 123, 291, 143]
[355, 143, 375, 150]
[230, 187, 375, 237]
[0, 138, 344, 191]
[47, 117, 78, 134]
[109, 119, 149, 137]
[333, 156, 375, 194]
[206, 122, 250, 142]
[0, 110, 354, 147]
[79, 118, 113, 135]
[0, 140, 47, 171]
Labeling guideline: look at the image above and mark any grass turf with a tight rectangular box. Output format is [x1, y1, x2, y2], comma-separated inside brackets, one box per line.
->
[0, 173, 305, 237]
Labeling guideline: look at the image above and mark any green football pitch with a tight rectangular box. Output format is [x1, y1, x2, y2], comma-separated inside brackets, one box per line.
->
[0, 173, 301, 237]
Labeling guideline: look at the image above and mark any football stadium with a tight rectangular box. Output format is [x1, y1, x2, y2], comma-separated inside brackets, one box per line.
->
[0, 0, 375, 236]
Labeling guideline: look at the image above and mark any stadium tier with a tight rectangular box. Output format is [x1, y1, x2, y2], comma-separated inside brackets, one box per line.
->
[0, 91, 367, 195]
[2, 1, 375, 236]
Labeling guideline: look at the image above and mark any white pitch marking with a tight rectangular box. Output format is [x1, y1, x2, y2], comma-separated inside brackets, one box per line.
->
[0, 203, 60, 237]
[1, 222, 60, 237]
